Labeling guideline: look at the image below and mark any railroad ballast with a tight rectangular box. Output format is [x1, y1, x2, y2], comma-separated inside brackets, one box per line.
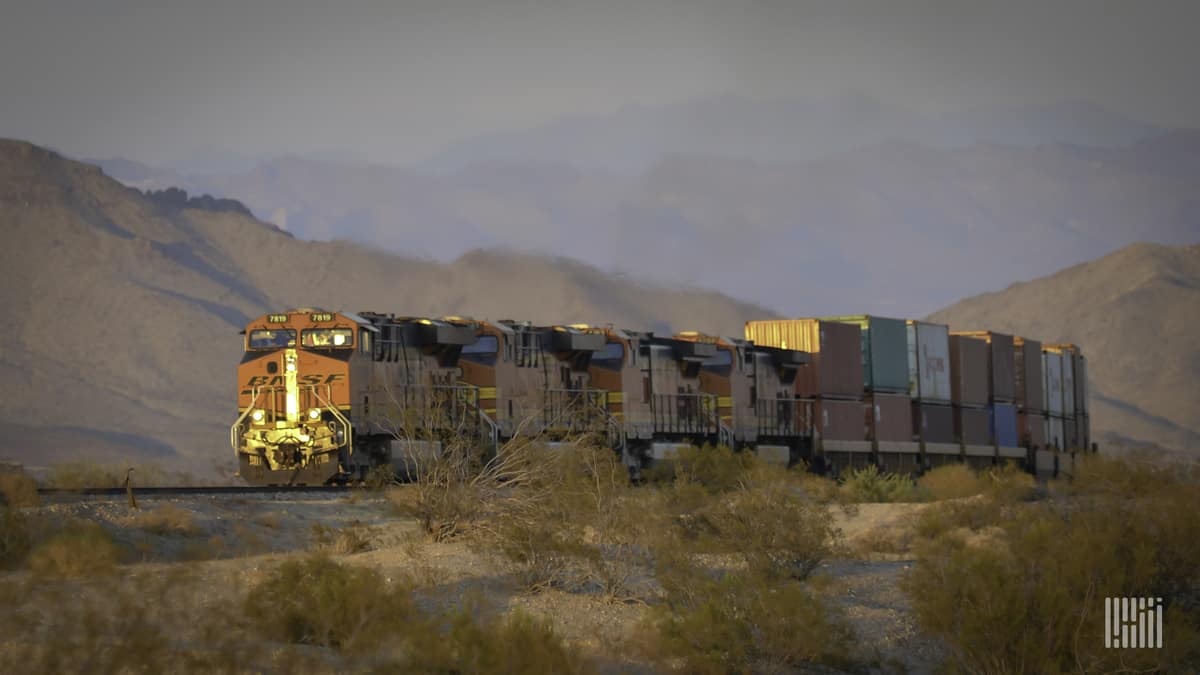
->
[232, 310, 1091, 486]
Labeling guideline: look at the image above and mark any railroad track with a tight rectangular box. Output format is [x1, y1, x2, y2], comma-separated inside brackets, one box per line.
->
[37, 484, 355, 497]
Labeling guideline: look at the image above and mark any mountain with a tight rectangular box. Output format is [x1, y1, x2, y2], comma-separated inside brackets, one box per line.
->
[928, 242, 1200, 453]
[421, 95, 1168, 173]
[0, 140, 771, 476]
[96, 129, 1200, 318]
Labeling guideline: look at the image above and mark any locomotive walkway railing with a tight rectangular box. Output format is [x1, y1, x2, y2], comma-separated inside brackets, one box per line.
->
[649, 392, 720, 438]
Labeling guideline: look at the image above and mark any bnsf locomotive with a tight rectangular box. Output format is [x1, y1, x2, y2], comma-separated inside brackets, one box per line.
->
[232, 309, 1089, 486]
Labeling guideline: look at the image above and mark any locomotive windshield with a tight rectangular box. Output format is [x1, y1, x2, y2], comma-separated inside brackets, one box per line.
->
[248, 329, 296, 350]
[302, 328, 354, 348]
[461, 335, 498, 364]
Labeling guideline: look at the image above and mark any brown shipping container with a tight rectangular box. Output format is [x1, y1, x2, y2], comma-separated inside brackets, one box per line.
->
[955, 406, 991, 445]
[1018, 410, 1046, 449]
[953, 331, 1016, 402]
[1014, 337, 1044, 412]
[815, 398, 868, 441]
[746, 320, 863, 399]
[867, 393, 913, 442]
[949, 335, 990, 407]
[912, 402, 955, 444]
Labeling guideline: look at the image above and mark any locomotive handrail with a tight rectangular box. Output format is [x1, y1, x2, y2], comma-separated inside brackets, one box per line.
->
[231, 388, 266, 452]
[307, 384, 352, 452]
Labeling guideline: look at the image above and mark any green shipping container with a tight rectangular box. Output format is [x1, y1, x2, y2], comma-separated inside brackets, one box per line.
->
[820, 315, 910, 394]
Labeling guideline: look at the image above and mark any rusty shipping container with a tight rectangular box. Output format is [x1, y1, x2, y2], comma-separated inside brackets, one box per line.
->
[1018, 410, 1046, 449]
[955, 406, 991, 445]
[1014, 337, 1044, 413]
[814, 398, 868, 441]
[907, 321, 951, 403]
[867, 393, 913, 442]
[912, 401, 955, 444]
[1042, 350, 1064, 416]
[820, 315, 910, 394]
[949, 335, 990, 407]
[746, 319, 863, 399]
[953, 331, 1016, 402]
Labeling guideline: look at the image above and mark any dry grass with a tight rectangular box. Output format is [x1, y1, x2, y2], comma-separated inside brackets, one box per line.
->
[128, 503, 200, 536]
[918, 464, 985, 500]
[0, 468, 39, 507]
[28, 521, 122, 578]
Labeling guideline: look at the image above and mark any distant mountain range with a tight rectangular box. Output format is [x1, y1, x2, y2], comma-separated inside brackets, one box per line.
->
[1, 140, 770, 475]
[95, 125, 1200, 318]
[929, 242, 1200, 453]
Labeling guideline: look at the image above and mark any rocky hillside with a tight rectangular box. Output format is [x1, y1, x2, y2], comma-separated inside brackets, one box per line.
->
[0, 140, 771, 474]
[929, 242, 1200, 452]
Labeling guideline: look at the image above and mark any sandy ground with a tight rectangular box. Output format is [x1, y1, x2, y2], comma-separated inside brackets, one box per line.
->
[21, 491, 946, 673]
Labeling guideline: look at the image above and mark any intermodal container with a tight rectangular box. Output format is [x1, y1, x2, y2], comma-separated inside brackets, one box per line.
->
[867, 393, 913, 442]
[907, 321, 951, 403]
[1042, 350, 1064, 416]
[1045, 415, 1066, 449]
[1018, 410, 1046, 449]
[746, 320, 862, 399]
[912, 401, 955, 444]
[949, 335, 990, 407]
[1073, 353, 1088, 416]
[990, 403, 1019, 448]
[814, 398, 868, 441]
[1059, 351, 1076, 415]
[953, 331, 1016, 402]
[955, 406, 991, 445]
[1014, 337, 1044, 412]
[820, 315, 910, 394]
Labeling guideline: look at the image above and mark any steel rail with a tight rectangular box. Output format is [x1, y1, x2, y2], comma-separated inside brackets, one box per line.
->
[36, 485, 356, 497]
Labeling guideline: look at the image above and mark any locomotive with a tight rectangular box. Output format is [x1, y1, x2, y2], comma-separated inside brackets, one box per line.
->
[232, 309, 1089, 486]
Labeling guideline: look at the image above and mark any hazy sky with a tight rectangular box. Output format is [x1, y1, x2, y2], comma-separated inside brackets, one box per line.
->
[2, 0, 1198, 166]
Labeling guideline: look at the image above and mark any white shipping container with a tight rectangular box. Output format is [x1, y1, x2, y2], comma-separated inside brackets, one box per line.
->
[1059, 352, 1075, 417]
[907, 321, 951, 403]
[1046, 416, 1066, 450]
[1042, 351, 1064, 416]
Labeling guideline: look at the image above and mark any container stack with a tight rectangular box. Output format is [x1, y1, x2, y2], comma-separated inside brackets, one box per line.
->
[951, 331, 1021, 465]
[906, 320, 956, 469]
[822, 315, 917, 473]
[1012, 336, 1045, 454]
[948, 334, 994, 468]
[744, 319, 869, 473]
[1046, 344, 1090, 452]
[1042, 348, 1067, 450]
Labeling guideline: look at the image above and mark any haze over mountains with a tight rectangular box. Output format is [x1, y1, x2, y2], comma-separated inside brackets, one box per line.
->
[93, 97, 1199, 318]
[0, 140, 770, 474]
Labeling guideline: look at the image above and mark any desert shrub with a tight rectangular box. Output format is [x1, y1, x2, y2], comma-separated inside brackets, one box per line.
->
[644, 558, 852, 673]
[646, 444, 755, 496]
[983, 461, 1037, 502]
[918, 463, 985, 501]
[408, 606, 593, 674]
[0, 508, 31, 568]
[311, 522, 372, 554]
[911, 496, 1005, 542]
[0, 467, 39, 507]
[904, 475, 1200, 673]
[28, 521, 121, 577]
[1067, 452, 1197, 498]
[45, 462, 180, 488]
[841, 465, 920, 503]
[129, 503, 199, 536]
[244, 554, 418, 651]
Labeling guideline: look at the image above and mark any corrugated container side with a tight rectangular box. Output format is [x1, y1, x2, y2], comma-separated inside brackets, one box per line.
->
[1014, 337, 1044, 412]
[815, 398, 869, 441]
[1074, 353, 1088, 416]
[1045, 416, 1066, 449]
[1042, 351, 1064, 415]
[953, 331, 1017, 402]
[912, 401, 955, 444]
[867, 393, 913, 442]
[990, 403, 1019, 447]
[954, 406, 991, 445]
[823, 315, 910, 394]
[907, 321, 951, 403]
[949, 335, 990, 407]
[1060, 351, 1076, 416]
[1018, 410, 1046, 449]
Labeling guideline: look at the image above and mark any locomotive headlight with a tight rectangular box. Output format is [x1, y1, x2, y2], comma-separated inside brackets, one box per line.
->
[307, 408, 321, 421]
[285, 353, 296, 373]
[251, 409, 265, 423]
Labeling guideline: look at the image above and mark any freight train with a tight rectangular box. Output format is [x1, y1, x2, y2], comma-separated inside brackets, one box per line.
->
[232, 309, 1090, 486]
